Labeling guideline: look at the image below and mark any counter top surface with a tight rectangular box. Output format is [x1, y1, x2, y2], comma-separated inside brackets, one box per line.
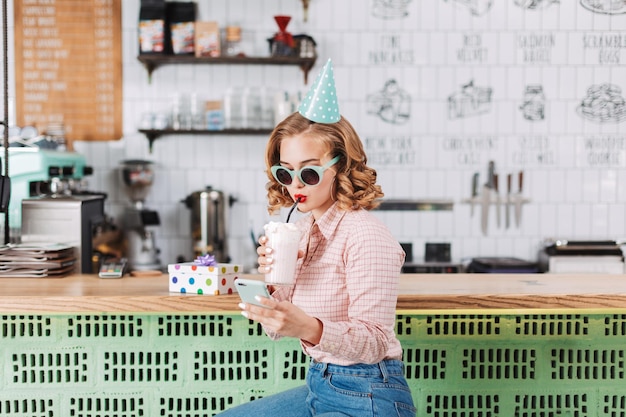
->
[1, 273, 626, 312]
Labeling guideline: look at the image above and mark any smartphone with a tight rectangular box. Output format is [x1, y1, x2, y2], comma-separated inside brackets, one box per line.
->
[235, 278, 271, 308]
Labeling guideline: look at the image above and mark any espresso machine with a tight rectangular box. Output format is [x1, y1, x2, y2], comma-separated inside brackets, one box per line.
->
[119, 160, 161, 271]
[21, 195, 105, 273]
[0, 148, 92, 240]
[15, 148, 114, 273]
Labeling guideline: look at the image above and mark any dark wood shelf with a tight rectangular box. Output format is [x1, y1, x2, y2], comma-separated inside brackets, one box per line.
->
[139, 128, 273, 151]
[377, 199, 454, 211]
[136, 55, 314, 150]
[137, 54, 317, 83]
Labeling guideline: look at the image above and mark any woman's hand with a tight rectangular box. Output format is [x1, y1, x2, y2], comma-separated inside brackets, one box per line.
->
[256, 235, 272, 274]
[252, 235, 317, 342]
[239, 295, 322, 345]
[256, 235, 304, 276]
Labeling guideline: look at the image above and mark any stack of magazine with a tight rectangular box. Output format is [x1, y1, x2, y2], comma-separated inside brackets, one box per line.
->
[0, 243, 76, 277]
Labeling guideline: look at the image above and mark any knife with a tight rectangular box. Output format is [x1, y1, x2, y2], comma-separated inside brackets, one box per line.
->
[506, 173, 512, 229]
[481, 161, 495, 236]
[494, 173, 500, 228]
[470, 172, 479, 217]
[515, 171, 524, 228]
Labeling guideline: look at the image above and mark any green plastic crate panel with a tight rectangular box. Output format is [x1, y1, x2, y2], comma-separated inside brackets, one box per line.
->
[1, 312, 626, 416]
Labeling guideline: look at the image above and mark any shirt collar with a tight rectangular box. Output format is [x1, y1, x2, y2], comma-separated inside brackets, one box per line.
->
[302, 202, 346, 240]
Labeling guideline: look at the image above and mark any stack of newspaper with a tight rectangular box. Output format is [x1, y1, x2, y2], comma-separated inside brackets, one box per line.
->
[0, 243, 76, 277]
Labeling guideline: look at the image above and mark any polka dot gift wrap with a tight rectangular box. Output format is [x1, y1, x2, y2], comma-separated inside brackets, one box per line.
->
[168, 262, 242, 295]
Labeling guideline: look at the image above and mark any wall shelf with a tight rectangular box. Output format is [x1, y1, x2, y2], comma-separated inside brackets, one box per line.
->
[136, 55, 315, 150]
[138, 128, 273, 152]
[377, 199, 454, 211]
[137, 55, 317, 84]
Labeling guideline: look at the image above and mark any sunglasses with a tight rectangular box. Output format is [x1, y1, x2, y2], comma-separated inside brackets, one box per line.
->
[271, 156, 340, 187]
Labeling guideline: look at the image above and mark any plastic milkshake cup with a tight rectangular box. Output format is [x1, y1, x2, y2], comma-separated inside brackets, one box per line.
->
[264, 221, 302, 285]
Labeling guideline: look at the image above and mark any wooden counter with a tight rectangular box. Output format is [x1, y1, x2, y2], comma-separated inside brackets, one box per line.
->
[3, 273, 626, 416]
[1, 273, 626, 312]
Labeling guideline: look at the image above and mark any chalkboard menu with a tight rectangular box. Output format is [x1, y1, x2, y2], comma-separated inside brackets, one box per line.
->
[14, 0, 122, 144]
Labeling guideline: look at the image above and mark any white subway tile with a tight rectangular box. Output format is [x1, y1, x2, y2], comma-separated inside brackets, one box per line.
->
[59, 1, 626, 264]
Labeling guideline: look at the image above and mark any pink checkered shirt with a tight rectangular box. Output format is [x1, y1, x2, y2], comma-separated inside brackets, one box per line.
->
[268, 203, 405, 366]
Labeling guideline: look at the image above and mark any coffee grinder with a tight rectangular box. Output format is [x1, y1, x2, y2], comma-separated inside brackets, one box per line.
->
[119, 160, 161, 271]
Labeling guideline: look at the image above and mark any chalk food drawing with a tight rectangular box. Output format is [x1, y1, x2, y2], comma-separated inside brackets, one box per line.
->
[366, 79, 411, 125]
[448, 80, 493, 119]
[372, 0, 412, 19]
[577, 83, 626, 123]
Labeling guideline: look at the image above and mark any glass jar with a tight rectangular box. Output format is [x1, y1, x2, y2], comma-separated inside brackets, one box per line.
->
[223, 87, 243, 129]
[224, 26, 242, 57]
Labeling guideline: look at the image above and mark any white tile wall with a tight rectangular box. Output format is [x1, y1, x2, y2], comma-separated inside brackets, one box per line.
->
[7, 0, 626, 270]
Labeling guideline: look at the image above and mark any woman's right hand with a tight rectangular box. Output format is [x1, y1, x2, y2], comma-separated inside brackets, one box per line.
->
[256, 235, 272, 274]
[256, 235, 304, 275]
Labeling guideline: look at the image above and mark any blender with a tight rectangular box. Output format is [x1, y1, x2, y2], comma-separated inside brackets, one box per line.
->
[119, 160, 161, 271]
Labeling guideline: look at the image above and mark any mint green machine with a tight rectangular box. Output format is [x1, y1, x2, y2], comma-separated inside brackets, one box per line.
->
[0, 148, 88, 237]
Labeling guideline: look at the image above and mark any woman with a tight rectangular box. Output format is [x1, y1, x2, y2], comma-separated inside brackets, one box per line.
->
[217, 60, 415, 417]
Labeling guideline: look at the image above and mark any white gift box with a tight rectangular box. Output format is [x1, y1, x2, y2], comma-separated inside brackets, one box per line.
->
[168, 262, 242, 295]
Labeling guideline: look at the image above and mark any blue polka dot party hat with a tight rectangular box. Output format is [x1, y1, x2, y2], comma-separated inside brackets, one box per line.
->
[298, 58, 340, 123]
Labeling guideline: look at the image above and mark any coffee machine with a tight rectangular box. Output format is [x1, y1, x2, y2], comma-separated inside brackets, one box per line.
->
[119, 160, 161, 271]
[21, 195, 105, 273]
[6, 148, 119, 274]
[0, 148, 92, 240]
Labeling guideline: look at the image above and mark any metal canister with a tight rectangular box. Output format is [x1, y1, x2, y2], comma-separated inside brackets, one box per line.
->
[182, 186, 233, 263]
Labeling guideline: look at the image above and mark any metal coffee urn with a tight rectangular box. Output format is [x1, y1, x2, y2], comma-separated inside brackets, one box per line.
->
[182, 186, 235, 263]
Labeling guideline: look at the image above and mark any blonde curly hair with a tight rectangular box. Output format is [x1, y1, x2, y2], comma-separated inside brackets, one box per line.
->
[265, 112, 383, 215]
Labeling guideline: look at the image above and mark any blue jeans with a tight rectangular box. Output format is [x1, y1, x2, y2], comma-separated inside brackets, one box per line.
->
[216, 359, 416, 417]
